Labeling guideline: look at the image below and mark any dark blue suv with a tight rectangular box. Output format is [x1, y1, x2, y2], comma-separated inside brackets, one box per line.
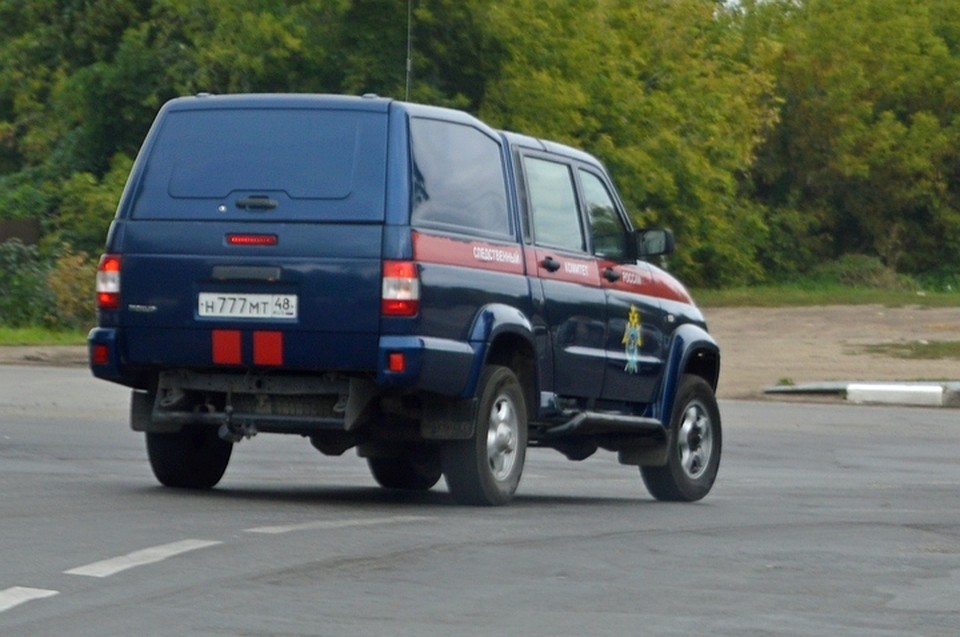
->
[89, 94, 721, 505]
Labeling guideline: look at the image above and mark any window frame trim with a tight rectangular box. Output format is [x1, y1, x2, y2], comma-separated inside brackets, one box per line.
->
[516, 150, 590, 255]
[575, 165, 635, 264]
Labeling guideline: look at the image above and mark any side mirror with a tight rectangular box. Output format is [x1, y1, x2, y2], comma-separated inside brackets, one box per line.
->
[636, 228, 675, 258]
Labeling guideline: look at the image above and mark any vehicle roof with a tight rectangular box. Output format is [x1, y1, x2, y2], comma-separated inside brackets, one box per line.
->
[160, 94, 605, 168]
[161, 93, 393, 113]
[499, 130, 602, 167]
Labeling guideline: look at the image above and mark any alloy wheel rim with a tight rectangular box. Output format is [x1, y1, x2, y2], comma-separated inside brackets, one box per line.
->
[486, 393, 519, 481]
[677, 400, 713, 480]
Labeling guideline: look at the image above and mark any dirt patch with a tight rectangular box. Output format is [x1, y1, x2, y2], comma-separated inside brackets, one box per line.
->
[3, 304, 959, 401]
[0, 345, 88, 367]
[707, 304, 960, 399]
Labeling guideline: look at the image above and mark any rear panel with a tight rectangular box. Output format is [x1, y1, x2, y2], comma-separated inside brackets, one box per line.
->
[105, 96, 392, 374]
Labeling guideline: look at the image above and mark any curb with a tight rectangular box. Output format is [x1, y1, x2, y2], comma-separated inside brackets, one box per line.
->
[765, 381, 960, 408]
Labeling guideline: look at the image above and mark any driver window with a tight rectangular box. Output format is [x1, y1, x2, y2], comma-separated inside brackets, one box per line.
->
[580, 169, 628, 261]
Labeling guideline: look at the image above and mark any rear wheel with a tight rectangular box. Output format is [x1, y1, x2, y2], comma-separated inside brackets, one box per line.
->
[367, 447, 442, 491]
[442, 365, 527, 506]
[146, 426, 232, 489]
[641, 374, 721, 502]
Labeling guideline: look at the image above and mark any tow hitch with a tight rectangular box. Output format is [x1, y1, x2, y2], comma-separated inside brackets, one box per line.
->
[218, 406, 258, 443]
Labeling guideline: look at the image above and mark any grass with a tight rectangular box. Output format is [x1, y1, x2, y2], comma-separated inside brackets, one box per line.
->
[861, 341, 960, 360]
[0, 326, 89, 346]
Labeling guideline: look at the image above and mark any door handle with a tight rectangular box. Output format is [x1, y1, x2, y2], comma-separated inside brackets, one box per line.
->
[603, 267, 621, 282]
[236, 196, 278, 210]
[541, 256, 561, 272]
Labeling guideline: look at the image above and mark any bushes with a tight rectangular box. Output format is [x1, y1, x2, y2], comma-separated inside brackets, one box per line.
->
[0, 240, 97, 329]
[47, 249, 98, 328]
[0, 240, 53, 326]
[808, 254, 917, 290]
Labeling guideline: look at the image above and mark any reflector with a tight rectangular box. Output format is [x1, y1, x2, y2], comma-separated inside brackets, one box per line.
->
[92, 344, 109, 366]
[388, 352, 406, 373]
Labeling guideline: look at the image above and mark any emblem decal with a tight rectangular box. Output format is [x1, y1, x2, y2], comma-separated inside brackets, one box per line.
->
[621, 305, 642, 374]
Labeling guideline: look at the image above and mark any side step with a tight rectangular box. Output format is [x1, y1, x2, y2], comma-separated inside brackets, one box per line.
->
[536, 411, 668, 466]
[541, 411, 664, 438]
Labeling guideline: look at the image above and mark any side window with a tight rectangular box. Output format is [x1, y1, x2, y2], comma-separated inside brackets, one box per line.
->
[410, 118, 511, 239]
[580, 169, 629, 261]
[524, 156, 585, 252]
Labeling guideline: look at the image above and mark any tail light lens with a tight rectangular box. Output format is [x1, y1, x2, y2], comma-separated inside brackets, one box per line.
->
[226, 233, 278, 246]
[381, 261, 420, 317]
[96, 254, 121, 310]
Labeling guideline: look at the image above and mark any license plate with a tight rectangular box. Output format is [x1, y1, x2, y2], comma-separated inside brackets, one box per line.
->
[198, 293, 298, 320]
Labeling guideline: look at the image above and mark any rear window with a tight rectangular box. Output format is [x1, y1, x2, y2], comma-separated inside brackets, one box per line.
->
[130, 107, 388, 221]
[410, 118, 511, 239]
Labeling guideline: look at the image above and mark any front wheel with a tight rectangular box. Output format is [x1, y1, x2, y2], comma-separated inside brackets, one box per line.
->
[146, 426, 232, 489]
[641, 374, 721, 502]
[442, 365, 527, 506]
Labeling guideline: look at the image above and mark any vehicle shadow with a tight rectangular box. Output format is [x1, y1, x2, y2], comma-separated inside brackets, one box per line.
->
[129, 482, 660, 509]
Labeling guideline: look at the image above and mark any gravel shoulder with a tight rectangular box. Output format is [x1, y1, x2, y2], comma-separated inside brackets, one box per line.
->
[3, 304, 959, 401]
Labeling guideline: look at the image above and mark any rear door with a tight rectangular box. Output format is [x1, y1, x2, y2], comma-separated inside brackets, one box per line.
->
[520, 154, 607, 399]
[112, 97, 390, 371]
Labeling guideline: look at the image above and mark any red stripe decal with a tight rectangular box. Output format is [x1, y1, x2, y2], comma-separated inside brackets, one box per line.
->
[212, 330, 242, 365]
[599, 259, 693, 304]
[533, 248, 602, 285]
[253, 331, 283, 366]
[412, 231, 525, 275]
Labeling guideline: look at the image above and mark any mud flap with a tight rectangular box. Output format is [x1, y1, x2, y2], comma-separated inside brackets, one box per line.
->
[420, 395, 478, 440]
[130, 390, 182, 433]
[616, 433, 669, 467]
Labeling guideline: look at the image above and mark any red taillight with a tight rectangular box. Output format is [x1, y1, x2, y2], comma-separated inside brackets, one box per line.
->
[96, 254, 121, 310]
[381, 261, 420, 317]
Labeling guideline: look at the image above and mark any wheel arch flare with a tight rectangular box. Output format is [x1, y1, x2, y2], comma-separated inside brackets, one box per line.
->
[656, 323, 721, 425]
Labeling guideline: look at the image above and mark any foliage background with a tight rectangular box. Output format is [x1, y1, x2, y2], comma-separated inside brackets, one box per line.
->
[1, 0, 959, 326]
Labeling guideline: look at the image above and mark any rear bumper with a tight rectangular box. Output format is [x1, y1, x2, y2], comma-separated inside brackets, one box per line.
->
[89, 327, 484, 399]
[88, 327, 124, 381]
[376, 335, 482, 398]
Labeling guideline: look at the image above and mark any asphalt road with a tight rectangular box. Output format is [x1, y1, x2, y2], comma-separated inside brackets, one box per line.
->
[1, 366, 958, 636]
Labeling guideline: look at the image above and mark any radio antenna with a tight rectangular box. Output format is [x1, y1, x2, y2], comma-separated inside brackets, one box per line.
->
[405, 0, 413, 101]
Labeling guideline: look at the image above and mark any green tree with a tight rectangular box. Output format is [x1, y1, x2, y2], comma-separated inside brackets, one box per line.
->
[747, 0, 960, 277]
[481, 0, 779, 285]
[54, 153, 133, 255]
[333, 0, 499, 109]
[0, 0, 151, 174]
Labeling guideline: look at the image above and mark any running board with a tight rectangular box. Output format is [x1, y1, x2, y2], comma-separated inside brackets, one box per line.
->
[537, 411, 668, 467]
[542, 411, 664, 438]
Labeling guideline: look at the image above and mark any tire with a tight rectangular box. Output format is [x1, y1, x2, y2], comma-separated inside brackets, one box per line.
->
[146, 426, 232, 489]
[442, 365, 527, 506]
[641, 374, 721, 502]
[367, 447, 442, 491]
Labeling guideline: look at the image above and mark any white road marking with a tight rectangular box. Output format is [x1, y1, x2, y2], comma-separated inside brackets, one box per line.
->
[245, 515, 433, 535]
[64, 539, 222, 578]
[0, 587, 59, 613]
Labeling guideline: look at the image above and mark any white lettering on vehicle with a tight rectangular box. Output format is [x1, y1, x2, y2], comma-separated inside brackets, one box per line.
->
[621, 270, 644, 286]
[473, 245, 521, 265]
[564, 262, 589, 276]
